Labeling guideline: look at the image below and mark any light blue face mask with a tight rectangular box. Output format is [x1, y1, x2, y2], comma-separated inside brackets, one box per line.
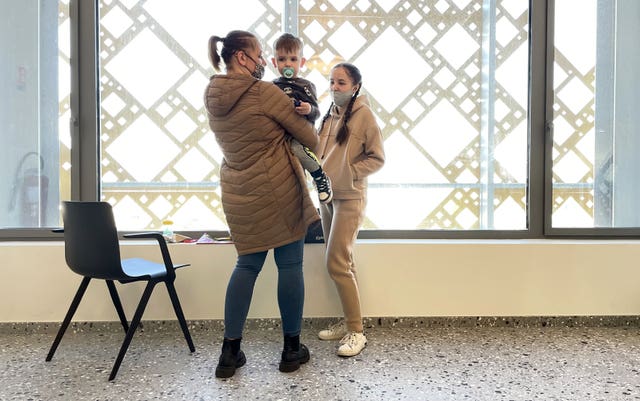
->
[282, 67, 295, 79]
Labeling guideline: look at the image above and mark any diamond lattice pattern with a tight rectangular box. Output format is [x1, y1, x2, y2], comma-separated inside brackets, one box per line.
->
[85, 1, 587, 231]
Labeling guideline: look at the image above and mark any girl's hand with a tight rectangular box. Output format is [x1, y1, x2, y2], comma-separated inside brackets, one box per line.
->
[295, 101, 312, 116]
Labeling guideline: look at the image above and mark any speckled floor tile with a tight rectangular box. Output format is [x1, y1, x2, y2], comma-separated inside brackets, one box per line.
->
[1, 321, 639, 400]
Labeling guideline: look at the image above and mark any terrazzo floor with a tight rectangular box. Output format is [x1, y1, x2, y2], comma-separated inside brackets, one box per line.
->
[1, 319, 639, 401]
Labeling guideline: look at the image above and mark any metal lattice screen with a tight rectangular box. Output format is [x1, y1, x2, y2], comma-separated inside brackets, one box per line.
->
[55, 1, 595, 231]
[297, 0, 529, 230]
[551, 1, 596, 227]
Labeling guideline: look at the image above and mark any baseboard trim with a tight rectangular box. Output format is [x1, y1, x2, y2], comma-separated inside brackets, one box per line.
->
[3, 315, 640, 335]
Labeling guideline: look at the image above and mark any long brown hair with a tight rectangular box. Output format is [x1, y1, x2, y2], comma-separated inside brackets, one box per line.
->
[319, 63, 363, 145]
[208, 30, 257, 72]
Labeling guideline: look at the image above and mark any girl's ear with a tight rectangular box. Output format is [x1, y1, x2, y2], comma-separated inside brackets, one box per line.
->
[300, 57, 307, 69]
[271, 57, 278, 68]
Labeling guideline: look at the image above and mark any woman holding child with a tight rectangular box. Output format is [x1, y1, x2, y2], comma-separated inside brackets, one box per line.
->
[204, 30, 319, 378]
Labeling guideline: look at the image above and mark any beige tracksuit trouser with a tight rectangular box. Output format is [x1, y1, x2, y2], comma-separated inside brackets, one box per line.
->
[319, 198, 365, 333]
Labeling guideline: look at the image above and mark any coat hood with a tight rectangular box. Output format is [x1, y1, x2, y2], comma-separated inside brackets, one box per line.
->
[205, 74, 259, 117]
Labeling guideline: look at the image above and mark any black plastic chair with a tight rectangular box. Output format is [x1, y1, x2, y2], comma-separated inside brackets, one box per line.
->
[46, 201, 195, 381]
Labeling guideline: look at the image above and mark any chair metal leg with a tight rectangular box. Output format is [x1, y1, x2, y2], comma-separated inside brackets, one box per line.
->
[108, 280, 156, 381]
[165, 280, 195, 352]
[46, 277, 91, 361]
[106, 280, 129, 333]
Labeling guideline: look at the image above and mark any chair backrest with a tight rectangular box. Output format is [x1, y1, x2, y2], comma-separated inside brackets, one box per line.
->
[62, 201, 124, 280]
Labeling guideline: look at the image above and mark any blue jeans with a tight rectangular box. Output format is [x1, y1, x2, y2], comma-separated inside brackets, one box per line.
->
[223, 239, 305, 338]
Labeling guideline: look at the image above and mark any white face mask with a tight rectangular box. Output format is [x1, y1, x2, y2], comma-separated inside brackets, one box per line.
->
[331, 90, 353, 107]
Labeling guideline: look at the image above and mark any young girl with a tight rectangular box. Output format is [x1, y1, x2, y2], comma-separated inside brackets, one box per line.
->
[315, 63, 385, 357]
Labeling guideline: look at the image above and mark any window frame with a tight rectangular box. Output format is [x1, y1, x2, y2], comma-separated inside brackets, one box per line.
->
[3, 0, 640, 241]
[543, 0, 640, 238]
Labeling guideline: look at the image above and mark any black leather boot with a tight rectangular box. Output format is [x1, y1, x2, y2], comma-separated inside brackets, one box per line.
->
[215, 338, 246, 378]
[279, 334, 310, 372]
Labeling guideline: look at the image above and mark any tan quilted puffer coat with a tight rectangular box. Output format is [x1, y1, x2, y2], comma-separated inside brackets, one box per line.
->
[204, 73, 320, 255]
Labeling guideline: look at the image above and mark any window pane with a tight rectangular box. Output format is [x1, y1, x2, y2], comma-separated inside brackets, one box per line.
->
[0, 1, 68, 229]
[302, 0, 529, 229]
[99, 0, 529, 232]
[552, 0, 640, 228]
[98, 0, 282, 231]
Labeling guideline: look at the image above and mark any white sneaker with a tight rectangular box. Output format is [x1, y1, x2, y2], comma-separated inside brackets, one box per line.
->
[318, 320, 348, 341]
[337, 332, 367, 357]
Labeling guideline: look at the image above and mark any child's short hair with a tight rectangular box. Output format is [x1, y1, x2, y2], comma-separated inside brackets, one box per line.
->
[273, 33, 303, 55]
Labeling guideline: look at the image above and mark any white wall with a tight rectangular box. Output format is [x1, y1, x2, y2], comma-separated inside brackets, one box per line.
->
[2, 240, 640, 323]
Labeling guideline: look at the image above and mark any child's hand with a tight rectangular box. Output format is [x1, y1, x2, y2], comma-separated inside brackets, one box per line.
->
[294, 100, 311, 116]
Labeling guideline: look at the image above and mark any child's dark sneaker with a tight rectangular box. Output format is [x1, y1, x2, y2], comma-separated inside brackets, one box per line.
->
[314, 172, 332, 203]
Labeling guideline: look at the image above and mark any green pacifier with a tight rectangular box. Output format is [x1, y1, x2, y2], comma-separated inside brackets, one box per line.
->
[283, 67, 295, 79]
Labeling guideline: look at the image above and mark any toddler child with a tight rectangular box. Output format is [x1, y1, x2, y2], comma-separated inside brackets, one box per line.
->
[271, 33, 332, 203]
